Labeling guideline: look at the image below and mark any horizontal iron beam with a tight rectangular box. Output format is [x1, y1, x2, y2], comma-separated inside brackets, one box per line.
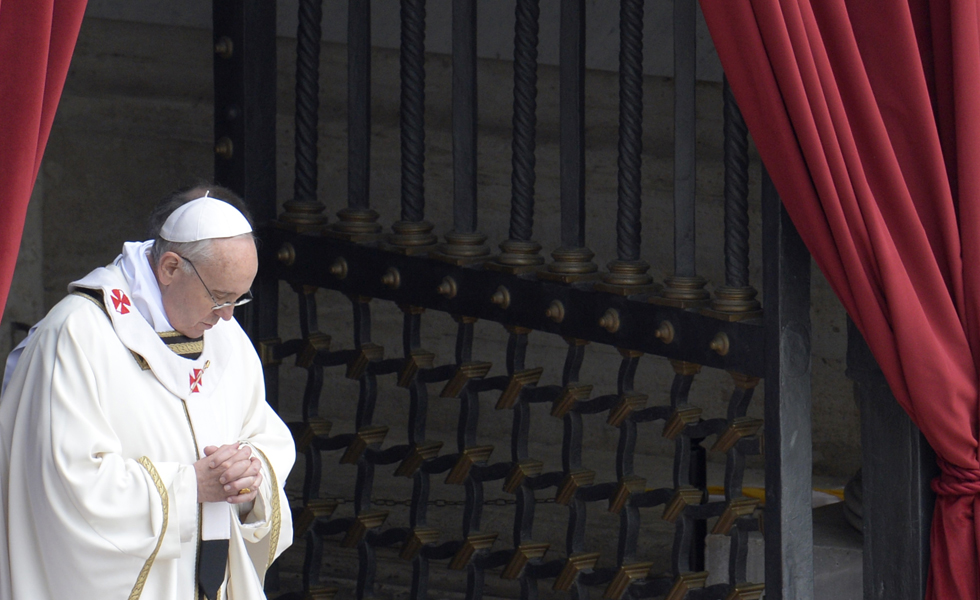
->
[261, 228, 766, 377]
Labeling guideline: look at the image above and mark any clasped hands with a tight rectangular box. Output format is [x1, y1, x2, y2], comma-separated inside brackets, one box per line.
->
[195, 443, 263, 504]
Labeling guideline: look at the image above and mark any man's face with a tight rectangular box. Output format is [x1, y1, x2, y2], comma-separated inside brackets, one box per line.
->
[158, 236, 257, 338]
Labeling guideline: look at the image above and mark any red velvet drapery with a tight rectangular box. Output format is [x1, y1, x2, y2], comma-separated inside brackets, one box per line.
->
[0, 0, 86, 323]
[699, 0, 980, 597]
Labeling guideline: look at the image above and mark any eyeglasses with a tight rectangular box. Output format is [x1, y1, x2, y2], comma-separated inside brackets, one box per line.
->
[179, 255, 253, 312]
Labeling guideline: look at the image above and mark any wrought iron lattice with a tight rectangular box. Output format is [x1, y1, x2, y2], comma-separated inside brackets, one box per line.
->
[212, 1, 813, 599]
[263, 250, 769, 600]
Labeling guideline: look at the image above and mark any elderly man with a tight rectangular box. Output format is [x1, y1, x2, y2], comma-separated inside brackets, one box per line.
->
[0, 186, 294, 600]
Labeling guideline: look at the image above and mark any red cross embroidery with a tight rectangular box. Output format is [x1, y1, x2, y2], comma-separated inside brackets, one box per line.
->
[189, 368, 204, 393]
[110, 289, 131, 315]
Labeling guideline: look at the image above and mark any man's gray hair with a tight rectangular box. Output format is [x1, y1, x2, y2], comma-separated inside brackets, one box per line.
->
[150, 238, 215, 272]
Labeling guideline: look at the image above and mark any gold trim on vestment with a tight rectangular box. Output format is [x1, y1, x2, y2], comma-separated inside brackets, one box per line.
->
[131, 351, 151, 371]
[167, 341, 205, 356]
[131, 457, 169, 600]
[158, 330, 182, 338]
[252, 446, 282, 570]
[70, 289, 110, 317]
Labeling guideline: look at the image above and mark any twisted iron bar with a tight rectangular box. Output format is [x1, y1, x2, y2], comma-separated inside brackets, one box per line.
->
[617, 0, 644, 261]
[294, 0, 322, 202]
[401, 0, 427, 222]
[510, 0, 540, 242]
[723, 77, 750, 288]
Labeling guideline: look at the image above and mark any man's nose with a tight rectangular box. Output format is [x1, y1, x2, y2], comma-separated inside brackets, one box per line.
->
[216, 305, 236, 321]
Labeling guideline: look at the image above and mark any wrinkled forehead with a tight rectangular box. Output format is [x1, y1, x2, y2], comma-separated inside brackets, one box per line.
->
[199, 236, 258, 282]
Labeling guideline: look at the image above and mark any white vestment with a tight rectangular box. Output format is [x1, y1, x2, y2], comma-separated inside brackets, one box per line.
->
[0, 258, 294, 600]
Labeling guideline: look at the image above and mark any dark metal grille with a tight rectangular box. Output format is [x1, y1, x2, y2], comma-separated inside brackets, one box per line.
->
[212, 1, 814, 599]
[260, 237, 770, 600]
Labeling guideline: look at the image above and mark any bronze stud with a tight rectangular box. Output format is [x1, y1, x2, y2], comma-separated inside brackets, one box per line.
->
[381, 267, 401, 289]
[214, 137, 234, 159]
[329, 258, 348, 279]
[437, 276, 458, 298]
[655, 321, 675, 344]
[258, 338, 282, 367]
[445, 445, 494, 484]
[448, 533, 498, 570]
[440, 361, 493, 398]
[603, 562, 654, 599]
[214, 36, 234, 58]
[394, 441, 443, 477]
[553, 553, 601, 591]
[345, 343, 385, 379]
[598, 309, 620, 333]
[399, 527, 440, 561]
[710, 332, 730, 356]
[503, 459, 544, 493]
[725, 582, 765, 600]
[490, 286, 511, 309]
[545, 300, 565, 323]
[665, 572, 709, 600]
[277, 243, 296, 266]
[501, 542, 550, 580]
[340, 425, 389, 465]
[293, 498, 339, 540]
[341, 510, 388, 548]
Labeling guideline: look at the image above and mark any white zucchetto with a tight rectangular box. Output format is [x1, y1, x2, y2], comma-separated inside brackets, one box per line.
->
[159, 196, 252, 242]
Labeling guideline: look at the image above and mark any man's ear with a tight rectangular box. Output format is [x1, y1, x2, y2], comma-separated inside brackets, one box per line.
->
[157, 252, 181, 285]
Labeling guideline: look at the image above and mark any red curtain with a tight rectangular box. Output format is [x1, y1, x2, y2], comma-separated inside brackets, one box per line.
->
[0, 0, 86, 323]
[698, 0, 980, 597]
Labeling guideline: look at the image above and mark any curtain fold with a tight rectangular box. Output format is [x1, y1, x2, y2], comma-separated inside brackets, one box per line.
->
[698, 0, 980, 597]
[0, 0, 87, 323]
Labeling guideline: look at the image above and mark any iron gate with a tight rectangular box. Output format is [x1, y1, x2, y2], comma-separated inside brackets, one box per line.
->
[212, 1, 814, 599]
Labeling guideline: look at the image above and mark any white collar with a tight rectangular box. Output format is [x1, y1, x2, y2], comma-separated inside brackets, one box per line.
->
[114, 241, 174, 333]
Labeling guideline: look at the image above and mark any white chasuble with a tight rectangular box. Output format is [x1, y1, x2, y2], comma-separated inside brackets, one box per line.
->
[0, 263, 294, 600]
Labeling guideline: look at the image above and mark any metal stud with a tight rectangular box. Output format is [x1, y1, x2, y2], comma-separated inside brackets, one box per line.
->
[329, 258, 348, 279]
[545, 300, 565, 323]
[599, 308, 621, 333]
[437, 276, 458, 298]
[277, 243, 296, 266]
[491, 286, 511, 309]
[381, 267, 401, 289]
[710, 332, 730, 356]
[214, 36, 234, 58]
[214, 137, 234, 159]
